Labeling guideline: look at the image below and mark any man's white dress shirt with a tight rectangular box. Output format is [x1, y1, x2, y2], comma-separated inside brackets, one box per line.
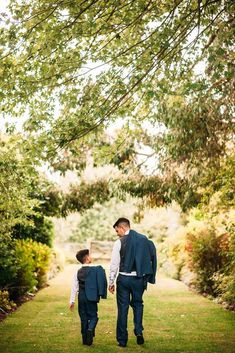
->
[109, 230, 137, 286]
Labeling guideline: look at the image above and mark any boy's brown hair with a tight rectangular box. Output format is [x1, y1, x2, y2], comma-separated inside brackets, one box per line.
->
[76, 249, 89, 264]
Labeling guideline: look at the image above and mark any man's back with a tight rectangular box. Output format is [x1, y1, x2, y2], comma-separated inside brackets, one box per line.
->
[123, 229, 157, 280]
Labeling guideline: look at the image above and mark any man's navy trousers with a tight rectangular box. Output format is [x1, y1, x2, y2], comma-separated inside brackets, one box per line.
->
[116, 274, 145, 346]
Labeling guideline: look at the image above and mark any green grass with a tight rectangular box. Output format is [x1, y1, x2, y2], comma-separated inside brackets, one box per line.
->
[0, 265, 234, 353]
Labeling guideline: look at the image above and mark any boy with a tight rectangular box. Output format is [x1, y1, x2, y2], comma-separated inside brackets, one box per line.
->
[70, 249, 107, 346]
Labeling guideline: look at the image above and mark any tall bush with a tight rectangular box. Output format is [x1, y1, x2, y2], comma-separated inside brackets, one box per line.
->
[12, 216, 54, 247]
[163, 205, 235, 307]
[212, 223, 235, 307]
[184, 208, 235, 307]
[0, 239, 51, 300]
[19, 239, 51, 288]
[186, 227, 226, 295]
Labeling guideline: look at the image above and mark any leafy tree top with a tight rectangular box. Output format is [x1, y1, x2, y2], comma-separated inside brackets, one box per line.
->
[0, 0, 234, 211]
[1, 1, 233, 158]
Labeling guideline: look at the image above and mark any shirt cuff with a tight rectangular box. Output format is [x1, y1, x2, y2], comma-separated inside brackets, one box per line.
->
[109, 275, 116, 286]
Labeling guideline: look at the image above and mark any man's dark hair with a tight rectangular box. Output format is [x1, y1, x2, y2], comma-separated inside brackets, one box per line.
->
[113, 218, 130, 229]
[76, 249, 89, 264]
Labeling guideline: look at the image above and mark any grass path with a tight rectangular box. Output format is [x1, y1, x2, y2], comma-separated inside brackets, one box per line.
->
[0, 264, 234, 353]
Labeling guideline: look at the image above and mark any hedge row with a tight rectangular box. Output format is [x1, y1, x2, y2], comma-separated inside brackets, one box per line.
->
[0, 238, 52, 310]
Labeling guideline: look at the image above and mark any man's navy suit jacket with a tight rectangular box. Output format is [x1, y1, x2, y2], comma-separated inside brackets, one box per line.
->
[122, 230, 157, 284]
[80, 265, 107, 302]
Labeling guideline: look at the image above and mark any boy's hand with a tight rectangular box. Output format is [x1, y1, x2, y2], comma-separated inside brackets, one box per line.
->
[108, 284, 115, 294]
[69, 303, 75, 311]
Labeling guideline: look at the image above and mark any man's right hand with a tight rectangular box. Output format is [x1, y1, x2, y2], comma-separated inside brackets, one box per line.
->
[108, 284, 115, 294]
[69, 303, 75, 311]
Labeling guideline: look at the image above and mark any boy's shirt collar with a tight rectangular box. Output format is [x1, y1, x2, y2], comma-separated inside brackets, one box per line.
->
[81, 263, 93, 267]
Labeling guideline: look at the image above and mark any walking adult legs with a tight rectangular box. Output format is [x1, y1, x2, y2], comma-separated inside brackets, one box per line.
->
[116, 275, 131, 346]
[130, 276, 145, 336]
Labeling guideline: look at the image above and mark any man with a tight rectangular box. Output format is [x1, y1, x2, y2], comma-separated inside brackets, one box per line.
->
[109, 218, 157, 348]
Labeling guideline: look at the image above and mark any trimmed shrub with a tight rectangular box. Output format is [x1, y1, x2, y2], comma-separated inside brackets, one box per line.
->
[0, 239, 51, 300]
[13, 239, 37, 297]
[15, 239, 51, 292]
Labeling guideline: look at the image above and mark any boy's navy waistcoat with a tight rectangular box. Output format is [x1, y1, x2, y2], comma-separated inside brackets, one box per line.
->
[121, 229, 157, 284]
[78, 265, 107, 302]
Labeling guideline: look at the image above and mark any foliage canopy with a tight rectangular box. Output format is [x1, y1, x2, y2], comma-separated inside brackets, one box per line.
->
[0, 0, 234, 209]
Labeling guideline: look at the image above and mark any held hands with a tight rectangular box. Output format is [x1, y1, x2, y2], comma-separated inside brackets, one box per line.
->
[108, 284, 115, 294]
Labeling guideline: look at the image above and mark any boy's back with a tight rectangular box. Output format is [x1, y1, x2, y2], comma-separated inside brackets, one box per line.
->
[77, 265, 107, 302]
[77, 266, 89, 290]
[69, 249, 107, 346]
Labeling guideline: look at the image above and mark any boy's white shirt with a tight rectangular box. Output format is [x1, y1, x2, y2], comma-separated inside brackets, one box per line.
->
[69, 263, 101, 304]
[70, 271, 79, 304]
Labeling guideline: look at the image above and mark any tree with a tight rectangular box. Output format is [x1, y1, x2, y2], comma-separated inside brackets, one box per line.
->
[0, 135, 40, 236]
[0, 0, 234, 209]
[0, 134, 63, 244]
[0, 135, 56, 299]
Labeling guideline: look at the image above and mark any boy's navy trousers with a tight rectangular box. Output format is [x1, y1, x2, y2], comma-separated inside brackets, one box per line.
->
[78, 289, 98, 340]
[116, 274, 145, 346]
